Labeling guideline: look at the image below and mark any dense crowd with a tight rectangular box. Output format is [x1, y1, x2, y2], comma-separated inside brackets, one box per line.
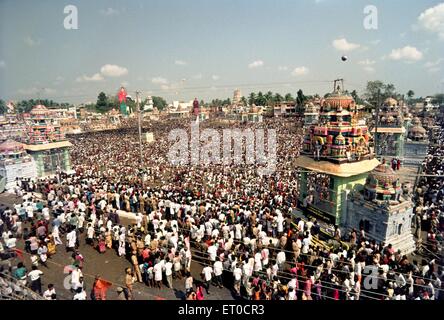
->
[0, 116, 443, 300]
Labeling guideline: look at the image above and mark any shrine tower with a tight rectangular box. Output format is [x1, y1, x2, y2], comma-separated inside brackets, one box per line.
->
[295, 79, 380, 225]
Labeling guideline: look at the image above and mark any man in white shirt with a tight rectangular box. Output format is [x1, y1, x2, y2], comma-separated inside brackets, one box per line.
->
[213, 259, 224, 288]
[66, 228, 77, 252]
[73, 287, 87, 300]
[232, 264, 242, 296]
[276, 251, 286, 271]
[163, 258, 173, 289]
[153, 261, 163, 289]
[5, 235, 17, 249]
[201, 265, 213, 294]
[207, 243, 218, 262]
[43, 284, 56, 300]
[28, 266, 43, 294]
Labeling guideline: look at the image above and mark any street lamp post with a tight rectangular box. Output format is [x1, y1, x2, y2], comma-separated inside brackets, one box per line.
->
[136, 91, 143, 166]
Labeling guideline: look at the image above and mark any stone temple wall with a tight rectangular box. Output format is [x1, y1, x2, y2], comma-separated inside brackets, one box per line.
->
[343, 197, 416, 254]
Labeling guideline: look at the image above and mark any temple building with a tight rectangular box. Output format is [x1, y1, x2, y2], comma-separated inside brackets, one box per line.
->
[22, 105, 72, 177]
[296, 79, 380, 225]
[233, 89, 242, 105]
[371, 98, 406, 159]
[0, 139, 37, 191]
[343, 162, 416, 254]
[303, 102, 319, 127]
[404, 117, 429, 165]
[295, 80, 416, 253]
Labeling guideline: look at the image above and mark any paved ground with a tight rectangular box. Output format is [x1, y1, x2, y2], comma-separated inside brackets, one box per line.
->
[0, 193, 235, 300]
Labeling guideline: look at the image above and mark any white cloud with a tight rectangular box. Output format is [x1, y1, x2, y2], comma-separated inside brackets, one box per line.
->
[388, 46, 423, 62]
[424, 58, 443, 68]
[0, 60, 5, 68]
[358, 59, 376, 66]
[248, 60, 264, 68]
[417, 3, 444, 39]
[100, 8, 119, 16]
[363, 66, 375, 73]
[211, 75, 220, 81]
[24, 36, 40, 47]
[332, 38, 360, 52]
[424, 58, 443, 72]
[278, 66, 288, 71]
[151, 77, 168, 85]
[76, 73, 104, 82]
[174, 60, 187, 66]
[291, 66, 309, 76]
[100, 64, 128, 77]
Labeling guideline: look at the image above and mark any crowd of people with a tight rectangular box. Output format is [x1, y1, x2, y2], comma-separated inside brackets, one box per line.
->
[0, 116, 443, 300]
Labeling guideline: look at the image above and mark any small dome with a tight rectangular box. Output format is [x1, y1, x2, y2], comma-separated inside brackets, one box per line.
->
[368, 163, 397, 187]
[384, 98, 398, 107]
[0, 139, 24, 153]
[334, 133, 345, 144]
[30, 104, 48, 116]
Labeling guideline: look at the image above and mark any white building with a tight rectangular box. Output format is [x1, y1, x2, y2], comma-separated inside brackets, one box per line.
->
[0, 140, 37, 191]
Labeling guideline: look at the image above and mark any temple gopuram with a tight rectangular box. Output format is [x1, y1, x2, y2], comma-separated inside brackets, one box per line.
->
[296, 79, 380, 225]
[303, 102, 319, 127]
[404, 116, 429, 165]
[371, 98, 406, 159]
[295, 79, 416, 253]
[22, 105, 72, 177]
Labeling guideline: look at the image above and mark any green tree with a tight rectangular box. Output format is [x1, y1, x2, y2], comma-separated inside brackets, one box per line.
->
[264, 91, 274, 105]
[248, 92, 256, 106]
[0, 99, 7, 114]
[274, 93, 283, 103]
[284, 93, 294, 101]
[255, 91, 267, 106]
[432, 93, 444, 105]
[240, 96, 247, 106]
[152, 96, 167, 110]
[296, 89, 307, 105]
[96, 92, 109, 113]
[363, 81, 398, 106]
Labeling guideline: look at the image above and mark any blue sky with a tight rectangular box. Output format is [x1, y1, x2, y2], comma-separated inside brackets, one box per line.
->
[0, 0, 443, 104]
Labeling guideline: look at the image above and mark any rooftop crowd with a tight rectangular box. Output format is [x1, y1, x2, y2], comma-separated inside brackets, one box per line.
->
[0, 116, 443, 300]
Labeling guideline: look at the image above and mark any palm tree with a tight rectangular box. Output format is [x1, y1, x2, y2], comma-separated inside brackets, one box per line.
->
[256, 91, 266, 106]
[264, 91, 274, 106]
[284, 93, 294, 102]
[240, 96, 247, 106]
[248, 92, 256, 106]
[274, 93, 283, 104]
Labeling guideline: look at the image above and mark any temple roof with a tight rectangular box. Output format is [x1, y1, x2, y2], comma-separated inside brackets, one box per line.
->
[30, 104, 49, 116]
[0, 139, 24, 153]
[294, 155, 380, 177]
[23, 140, 72, 151]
